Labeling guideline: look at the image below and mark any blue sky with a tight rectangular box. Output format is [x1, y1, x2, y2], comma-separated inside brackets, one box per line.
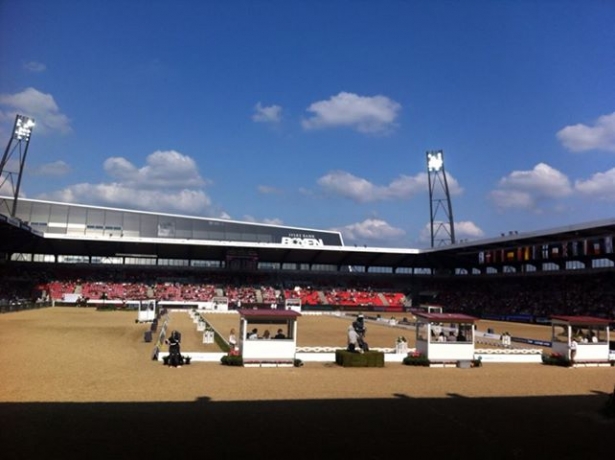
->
[1, 0, 614, 248]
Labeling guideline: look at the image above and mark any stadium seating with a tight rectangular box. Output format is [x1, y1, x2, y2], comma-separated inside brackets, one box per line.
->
[2, 263, 613, 322]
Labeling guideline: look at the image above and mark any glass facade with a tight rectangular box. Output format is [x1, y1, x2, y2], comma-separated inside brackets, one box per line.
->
[7, 198, 344, 246]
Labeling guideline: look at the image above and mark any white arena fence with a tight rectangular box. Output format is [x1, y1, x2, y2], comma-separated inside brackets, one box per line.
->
[155, 310, 608, 365]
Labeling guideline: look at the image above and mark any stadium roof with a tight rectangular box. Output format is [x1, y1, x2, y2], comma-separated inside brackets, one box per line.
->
[238, 309, 302, 320]
[414, 312, 478, 323]
[1, 210, 614, 271]
[550, 315, 612, 325]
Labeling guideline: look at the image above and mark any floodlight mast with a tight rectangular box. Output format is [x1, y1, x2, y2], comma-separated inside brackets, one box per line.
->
[426, 150, 456, 248]
[0, 114, 35, 217]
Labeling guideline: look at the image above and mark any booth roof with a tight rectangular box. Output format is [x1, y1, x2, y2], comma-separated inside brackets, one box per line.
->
[550, 315, 612, 325]
[414, 312, 478, 323]
[238, 309, 302, 319]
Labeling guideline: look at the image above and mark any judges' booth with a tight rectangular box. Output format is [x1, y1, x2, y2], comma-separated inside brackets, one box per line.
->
[239, 309, 302, 367]
[211, 296, 229, 311]
[420, 305, 444, 314]
[550, 315, 611, 364]
[415, 312, 478, 365]
[136, 300, 157, 323]
[285, 298, 301, 312]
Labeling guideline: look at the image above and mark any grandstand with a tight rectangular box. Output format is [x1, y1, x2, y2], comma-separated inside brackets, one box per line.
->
[1, 188, 614, 460]
[0, 196, 614, 324]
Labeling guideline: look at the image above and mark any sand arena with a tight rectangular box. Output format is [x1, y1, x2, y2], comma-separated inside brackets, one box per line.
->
[0, 307, 613, 459]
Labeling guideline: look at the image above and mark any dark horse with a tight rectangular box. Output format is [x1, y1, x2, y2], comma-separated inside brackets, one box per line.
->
[166, 330, 183, 367]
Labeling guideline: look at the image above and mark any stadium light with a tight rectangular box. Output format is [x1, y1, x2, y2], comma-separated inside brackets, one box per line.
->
[14, 115, 35, 141]
[426, 150, 444, 172]
[1, 114, 36, 217]
[426, 149, 455, 246]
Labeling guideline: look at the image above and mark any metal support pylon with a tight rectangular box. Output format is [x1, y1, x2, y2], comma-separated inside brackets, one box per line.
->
[0, 114, 35, 217]
[426, 150, 455, 247]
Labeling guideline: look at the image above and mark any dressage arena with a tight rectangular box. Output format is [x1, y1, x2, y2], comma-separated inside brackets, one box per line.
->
[0, 307, 613, 459]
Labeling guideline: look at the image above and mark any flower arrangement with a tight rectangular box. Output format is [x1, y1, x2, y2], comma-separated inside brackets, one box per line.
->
[541, 352, 572, 367]
[396, 336, 407, 344]
[221, 354, 243, 366]
[403, 350, 430, 366]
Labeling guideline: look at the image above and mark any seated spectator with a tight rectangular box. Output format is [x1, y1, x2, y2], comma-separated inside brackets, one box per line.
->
[447, 331, 456, 342]
[274, 328, 286, 339]
[262, 329, 271, 340]
[248, 328, 259, 340]
[590, 332, 599, 343]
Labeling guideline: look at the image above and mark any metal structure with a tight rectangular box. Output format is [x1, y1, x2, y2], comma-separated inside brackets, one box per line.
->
[1, 200, 614, 275]
[426, 150, 455, 247]
[0, 114, 35, 217]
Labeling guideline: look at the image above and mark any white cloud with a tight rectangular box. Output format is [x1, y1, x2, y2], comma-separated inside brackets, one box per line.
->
[0, 180, 25, 198]
[317, 170, 462, 203]
[0, 157, 30, 196]
[257, 185, 282, 194]
[39, 184, 213, 215]
[489, 190, 535, 210]
[419, 220, 483, 244]
[557, 112, 615, 152]
[252, 102, 282, 123]
[35, 150, 225, 217]
[490, 163, 572, 210]
[331, 218, 405, 243]
[0, 87, 71, 135]
[318, 171, 379, 202]
[575, 167, 615, 200]
[104, 150, 206, 189]
[385, 174, 430, 199]
[23, 61, 46, 73]
[498, 163, 572, 197]
[243, 215, 284, 226]
[29, 160, 71, 177]
[0, 158, 19, 172]
[302, 92, 401, 134]
[455, 221, 485, 240]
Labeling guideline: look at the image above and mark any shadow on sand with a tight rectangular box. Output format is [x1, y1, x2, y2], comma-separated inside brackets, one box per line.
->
[1, 393, 613, 459]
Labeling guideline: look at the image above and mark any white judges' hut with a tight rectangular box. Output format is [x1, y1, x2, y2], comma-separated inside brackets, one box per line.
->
[135, 300, 157, 323]
[415, 312, 478, 365]
[550, 315, 611, 365]
[238, 309, 301, 367]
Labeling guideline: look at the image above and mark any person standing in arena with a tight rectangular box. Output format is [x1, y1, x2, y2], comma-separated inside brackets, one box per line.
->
[347, 325, 359, 352]
[569, 337, 578, 364]
[167, 330, 182, 368]
[228, 328, 238, 354]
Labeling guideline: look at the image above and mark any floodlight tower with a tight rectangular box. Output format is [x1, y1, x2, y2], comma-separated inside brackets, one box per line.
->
[426, 150, 455, 247]
[0, 114, 35, 217]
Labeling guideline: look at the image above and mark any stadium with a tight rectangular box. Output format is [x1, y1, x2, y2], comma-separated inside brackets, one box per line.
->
[1, 195, 615, 320]
[1, 118, 614, 458]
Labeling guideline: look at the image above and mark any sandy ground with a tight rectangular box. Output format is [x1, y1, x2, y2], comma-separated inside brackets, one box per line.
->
[175, 310, 554, 351]
[0, 307, 613, 459]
